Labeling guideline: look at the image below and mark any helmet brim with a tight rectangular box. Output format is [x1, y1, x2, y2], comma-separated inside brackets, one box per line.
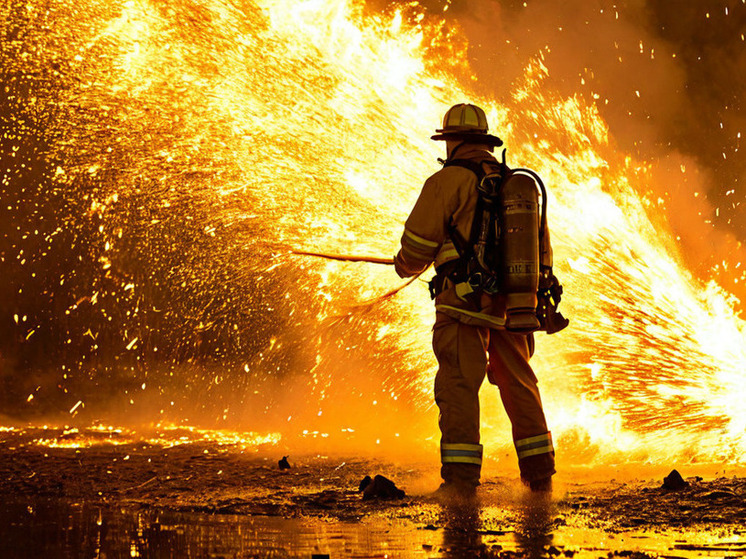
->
[431, 132, 504, 147]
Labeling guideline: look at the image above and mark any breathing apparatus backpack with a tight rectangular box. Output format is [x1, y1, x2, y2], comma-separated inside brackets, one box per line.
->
[429, 153, 569, 334]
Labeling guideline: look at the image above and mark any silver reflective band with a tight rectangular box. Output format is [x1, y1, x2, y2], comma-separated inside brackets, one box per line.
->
[515, 432, 553, 460]
[441, 442, 483, 465]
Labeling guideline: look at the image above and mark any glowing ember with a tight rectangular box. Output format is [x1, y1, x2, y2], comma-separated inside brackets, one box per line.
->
[10, 424, 280, 450]
[1, 0, 745, 467]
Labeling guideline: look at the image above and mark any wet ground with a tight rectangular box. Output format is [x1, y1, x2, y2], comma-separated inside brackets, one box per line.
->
[2, 426, 746, 558]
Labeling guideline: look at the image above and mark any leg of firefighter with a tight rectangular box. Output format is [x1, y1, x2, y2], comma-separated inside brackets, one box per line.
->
[433, 315, 488, 494]
[487, 330, 555, 486]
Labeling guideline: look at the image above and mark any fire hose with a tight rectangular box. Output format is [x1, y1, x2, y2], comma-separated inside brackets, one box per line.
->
[290, 249, 394, 265]
[289, 249, 419, 304]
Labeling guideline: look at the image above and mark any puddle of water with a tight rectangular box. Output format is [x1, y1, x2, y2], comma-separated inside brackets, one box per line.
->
[1, 500, 432, 558]
[2, 498, 746, 558]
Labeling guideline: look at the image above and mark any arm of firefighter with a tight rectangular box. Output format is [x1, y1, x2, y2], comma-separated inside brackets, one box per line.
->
[394, 174, 454, 278]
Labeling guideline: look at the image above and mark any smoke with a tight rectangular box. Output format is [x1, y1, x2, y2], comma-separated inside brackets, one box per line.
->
[401, 0, 746, 305]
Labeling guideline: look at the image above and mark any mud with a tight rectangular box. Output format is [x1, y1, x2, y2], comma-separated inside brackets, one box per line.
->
[575, 476, 746, 528]
[2, 427, 746, 558]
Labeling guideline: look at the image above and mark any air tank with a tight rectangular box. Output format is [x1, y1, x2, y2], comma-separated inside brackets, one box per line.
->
[500, 172, 541, 333]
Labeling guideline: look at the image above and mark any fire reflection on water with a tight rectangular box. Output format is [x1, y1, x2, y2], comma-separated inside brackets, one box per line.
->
[3, 494, 746, 558]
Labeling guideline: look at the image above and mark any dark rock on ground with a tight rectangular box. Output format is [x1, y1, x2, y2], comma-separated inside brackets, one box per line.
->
[278, 456, 290, 470]
[362, 474, 405, 500]
[662, 469, 689, 490]
[358, 475, 372, 492]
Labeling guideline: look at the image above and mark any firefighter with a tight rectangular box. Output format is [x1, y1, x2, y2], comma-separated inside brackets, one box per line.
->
[394, 103, 555, 498]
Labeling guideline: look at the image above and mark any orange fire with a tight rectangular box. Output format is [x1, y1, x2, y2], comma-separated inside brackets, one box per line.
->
[3, 424, 280, 450]
[3, 0, 746, 468]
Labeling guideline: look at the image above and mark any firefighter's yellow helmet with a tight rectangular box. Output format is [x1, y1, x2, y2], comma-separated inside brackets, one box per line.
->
[431, 103, 503, 146]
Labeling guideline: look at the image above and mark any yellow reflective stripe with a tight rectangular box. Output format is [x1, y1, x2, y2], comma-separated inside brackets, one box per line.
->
[442, 443, 483, 452]
[442, 456, 482, 465]
[516, 433, 552, 448]
[404, 229, 439, 248]
[401, 237, 438, 259]
[403, 229, 439, 248]
[434, 248, 460, 268]
[401, 240, 437, 258]
[435, 304, 506, 327]
[517, 444, 554, 459]
[400, 245, 434, 265]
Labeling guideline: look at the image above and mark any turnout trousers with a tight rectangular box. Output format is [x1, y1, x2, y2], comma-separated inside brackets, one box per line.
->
[433, 314, 555, 487]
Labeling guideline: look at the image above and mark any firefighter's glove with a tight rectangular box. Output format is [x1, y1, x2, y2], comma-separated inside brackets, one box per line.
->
[394, 251, 408, 279]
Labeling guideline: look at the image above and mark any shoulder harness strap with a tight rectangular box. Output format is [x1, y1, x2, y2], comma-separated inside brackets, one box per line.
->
[442, 159, 489, 260]
[430, 158, 504, 302]
[443, 158, 487, 181]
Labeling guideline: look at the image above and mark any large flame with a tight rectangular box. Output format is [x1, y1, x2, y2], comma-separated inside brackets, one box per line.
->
[2, 0, 745, 466]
